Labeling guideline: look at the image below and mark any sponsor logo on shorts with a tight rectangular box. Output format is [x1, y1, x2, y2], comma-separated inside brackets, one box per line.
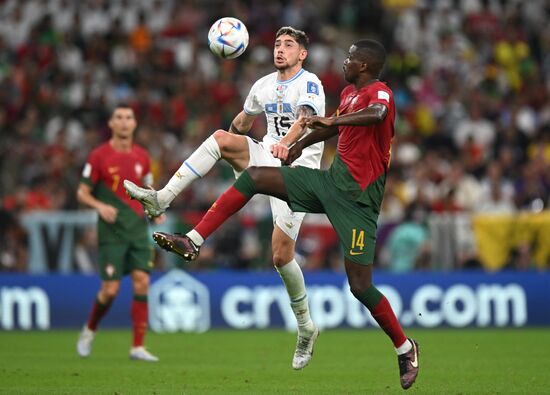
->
[105, 264, 115, 278]
[349, 250, 365, 256]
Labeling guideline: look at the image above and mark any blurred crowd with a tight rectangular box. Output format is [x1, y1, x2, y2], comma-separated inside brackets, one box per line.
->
[0, 0, 548, 273]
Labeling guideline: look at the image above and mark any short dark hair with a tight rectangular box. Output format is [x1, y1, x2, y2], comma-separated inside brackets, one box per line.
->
[353, 39, 386, 78]
[276, 26, 309, 49]
[110, 103, 133, 117]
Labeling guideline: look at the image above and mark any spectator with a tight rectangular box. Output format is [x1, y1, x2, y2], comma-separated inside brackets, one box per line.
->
[0, 208, 28, 272]
[0, 0, 548, 272]
[386, 203, 430, 273]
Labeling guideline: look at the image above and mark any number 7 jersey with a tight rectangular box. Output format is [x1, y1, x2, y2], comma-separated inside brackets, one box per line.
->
[81, 142, 152, 242]
[243, 68, 326, 168]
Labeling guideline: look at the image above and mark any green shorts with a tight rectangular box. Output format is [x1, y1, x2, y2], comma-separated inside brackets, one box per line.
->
[98, 239, 154, 280]
[281, 166, 380, 265]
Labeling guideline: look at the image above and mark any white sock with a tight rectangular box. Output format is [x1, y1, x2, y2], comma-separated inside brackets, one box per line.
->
[157, 135, 221, 207]
[395, 339, 412, 355]
[186, 229, 205, 246]
[276, 259, 314, 332]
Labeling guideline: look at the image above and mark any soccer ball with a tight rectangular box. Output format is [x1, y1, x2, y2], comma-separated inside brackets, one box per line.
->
[207, 17, 249, 59]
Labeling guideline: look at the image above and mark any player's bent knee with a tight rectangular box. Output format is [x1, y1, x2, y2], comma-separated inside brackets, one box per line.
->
[272, 253, 292, 267]
[212, 129, 233, 151]
[101, 285, 120, 300]
[132, 272, 150, 294]
[272, 243, 294, 267]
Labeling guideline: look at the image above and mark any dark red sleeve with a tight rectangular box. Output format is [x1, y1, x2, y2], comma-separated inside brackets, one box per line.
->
[367, 84, 392, 109]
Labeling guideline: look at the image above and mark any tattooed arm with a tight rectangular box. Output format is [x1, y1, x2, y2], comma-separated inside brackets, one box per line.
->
[270, 105, 315, 161]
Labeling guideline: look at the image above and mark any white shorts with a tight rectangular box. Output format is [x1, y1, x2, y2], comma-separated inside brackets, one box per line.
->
[235, 137, 312, 241]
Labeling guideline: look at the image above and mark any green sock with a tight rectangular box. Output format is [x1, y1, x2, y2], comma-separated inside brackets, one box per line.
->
[133, 294, 148, 303]
[354, 285, 383, 310]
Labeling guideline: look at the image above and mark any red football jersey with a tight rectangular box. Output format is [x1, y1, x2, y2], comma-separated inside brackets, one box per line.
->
[336, 81, 395, 190]
[82, 141, 151, 217]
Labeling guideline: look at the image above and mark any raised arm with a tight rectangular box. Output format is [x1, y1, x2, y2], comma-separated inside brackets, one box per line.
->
[313, 103, 388, 127]
[282, 103, 388, 165]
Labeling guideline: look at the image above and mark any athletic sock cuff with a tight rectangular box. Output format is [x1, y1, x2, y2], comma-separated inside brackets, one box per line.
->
[290, 294, 307, 305]
[355, 285, 383, 310]
[133, 294, 148, 303]
[234, 171, 256, 198]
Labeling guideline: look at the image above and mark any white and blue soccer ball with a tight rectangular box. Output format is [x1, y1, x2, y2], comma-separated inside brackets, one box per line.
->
[207, 17, 249, 59]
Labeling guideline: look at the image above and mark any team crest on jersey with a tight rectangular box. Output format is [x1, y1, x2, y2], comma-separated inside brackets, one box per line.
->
[276, 84, 288, 94]
[307, 81, 319, 95]
[135, 163, 143, 177]
[377, 90, 390, 102]
[82, 163, 91, 177]
[105, 264, 115, 278]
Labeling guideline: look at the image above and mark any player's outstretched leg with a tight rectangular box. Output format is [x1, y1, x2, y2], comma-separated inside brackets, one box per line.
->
[345, 259, 419, 389]
[398, 338, 419, 389]
[76, 325, 95, 357]
[124, 133, 232, 217]
[123, 180, 166, 217]
[152, 168, 286, 262]
[152, 232, 200, 261]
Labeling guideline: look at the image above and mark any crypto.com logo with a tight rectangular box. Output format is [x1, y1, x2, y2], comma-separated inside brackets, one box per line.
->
[149, 270, 210, 333]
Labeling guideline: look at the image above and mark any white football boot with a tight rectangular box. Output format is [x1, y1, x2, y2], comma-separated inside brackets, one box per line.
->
[292, 326, 319, 370]
[129, 346, 159, 362]
[123, 180, 166, 218]
[77, 325, 95, 358]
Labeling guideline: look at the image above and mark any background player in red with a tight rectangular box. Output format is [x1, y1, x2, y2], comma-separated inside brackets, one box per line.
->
[152, 39, 420, 389]
[76, 104, 164, 362]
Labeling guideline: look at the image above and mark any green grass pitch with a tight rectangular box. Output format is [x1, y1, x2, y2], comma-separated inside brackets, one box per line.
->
[1, 329, 548, 394]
